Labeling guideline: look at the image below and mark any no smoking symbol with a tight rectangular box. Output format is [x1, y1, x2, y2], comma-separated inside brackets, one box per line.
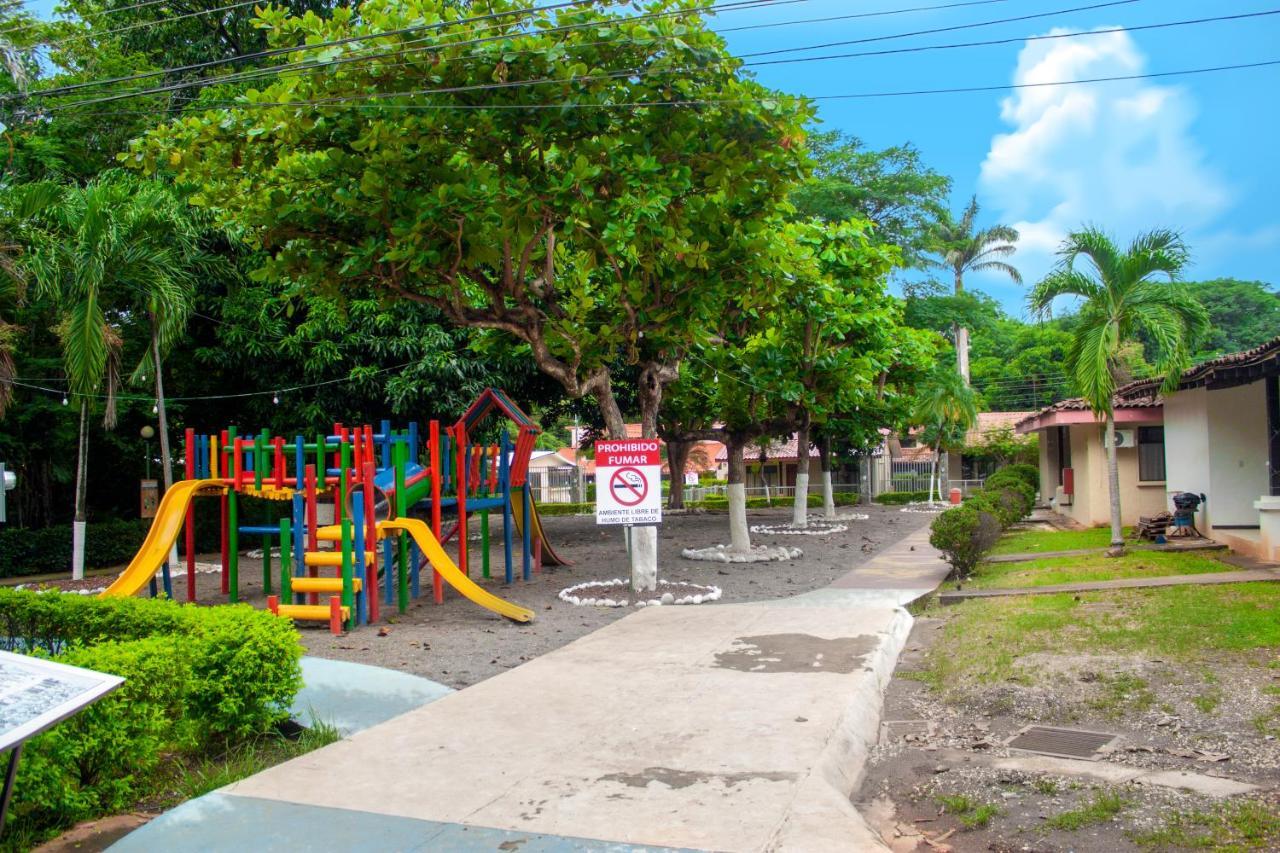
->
[610, 467, 648, 507]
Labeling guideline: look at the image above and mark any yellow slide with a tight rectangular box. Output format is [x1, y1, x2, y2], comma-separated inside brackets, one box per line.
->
[100, 478, 227, 598]
[509, 487, 572, 567]
[379, 517, 534, 623]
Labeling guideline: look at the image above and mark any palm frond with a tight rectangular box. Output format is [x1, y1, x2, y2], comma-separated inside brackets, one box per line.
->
[1028, 268, 1100, 318]
[969, 260, 1023, 285]
[1058, 226, 1121, 284]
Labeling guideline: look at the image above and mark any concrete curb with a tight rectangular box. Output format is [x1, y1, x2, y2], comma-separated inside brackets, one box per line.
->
[769, 607, 913, 852]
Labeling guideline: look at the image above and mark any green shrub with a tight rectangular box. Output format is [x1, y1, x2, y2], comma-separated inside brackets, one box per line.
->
[0, 519, 151, 577]
[929, 505, 1002, 580]
[983, 469, 1033, 497]
[0, 591, 303, 838]
[874, 490, 931, 505]
[995, 463, 1040, 491]
[536, 502, 593, 516]
[967, 482, 1033, 529]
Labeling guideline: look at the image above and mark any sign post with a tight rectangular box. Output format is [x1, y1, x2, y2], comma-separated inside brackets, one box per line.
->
[594, 439, 662, 526]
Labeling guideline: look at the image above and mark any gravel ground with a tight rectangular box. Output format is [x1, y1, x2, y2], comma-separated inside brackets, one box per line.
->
[857, 617, 1280, 851]
[44, 504, 929, 689]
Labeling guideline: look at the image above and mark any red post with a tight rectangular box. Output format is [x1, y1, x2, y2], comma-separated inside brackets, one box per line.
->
[328, 596, 343, 635]
[429, 421, 444, 604]
[233, 437, 245, 487]
[266, 594, 279, 615]
[273, 437, 285, 488]
[364, 460, 379, 625]
[184, 428, 197, 602]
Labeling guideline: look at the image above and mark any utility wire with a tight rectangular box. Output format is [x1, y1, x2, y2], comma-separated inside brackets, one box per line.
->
[4, 0, 795, 102]
[15, 0, 1135, 111]
[51, 56, 1280, 118]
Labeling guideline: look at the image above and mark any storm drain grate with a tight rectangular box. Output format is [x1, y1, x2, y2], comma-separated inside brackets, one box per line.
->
[882, 719, 931, 741]
[1005, 726, 1119, 760]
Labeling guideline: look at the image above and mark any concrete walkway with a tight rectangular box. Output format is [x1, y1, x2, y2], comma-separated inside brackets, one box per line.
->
[114, 527, 947, 853]
[939, 567, 1280, 603]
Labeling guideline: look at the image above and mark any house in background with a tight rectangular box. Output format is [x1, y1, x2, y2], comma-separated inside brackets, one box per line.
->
[1016, 394, 1167, 527]
[944, 411, 1035, 493]
[1116, 336, 1280, 560]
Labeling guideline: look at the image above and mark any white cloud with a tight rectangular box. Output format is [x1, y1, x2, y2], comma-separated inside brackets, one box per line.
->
[978, 28, 1232, 301]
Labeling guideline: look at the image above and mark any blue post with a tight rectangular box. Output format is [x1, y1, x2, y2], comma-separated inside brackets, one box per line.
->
[380, 419, 392, 469]
[522, 479, 533, 582]
[501, 431, 514, 584]
[410, 541, 421, 599]
[383, 537, 394, 605]
[291, 491, 305, 605]
[353, 497, 368, 626]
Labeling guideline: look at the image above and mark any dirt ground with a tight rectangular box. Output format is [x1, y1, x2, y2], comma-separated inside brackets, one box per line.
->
[44, 504, 930, 689]
[857, 616, 1280, 852]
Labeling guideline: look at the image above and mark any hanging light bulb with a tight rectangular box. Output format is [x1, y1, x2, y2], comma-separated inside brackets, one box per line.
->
[152, 403, 159, 414]
[61, 394, 68, 406]
[272, 391, 280, 405]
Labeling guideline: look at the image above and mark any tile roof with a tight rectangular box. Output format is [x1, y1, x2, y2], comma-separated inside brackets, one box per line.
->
[1014, 391, 1162, 431]
[1118, 335, 1280, 399]
[963, 411, 1036, 446]
[712, 435, 821, 463]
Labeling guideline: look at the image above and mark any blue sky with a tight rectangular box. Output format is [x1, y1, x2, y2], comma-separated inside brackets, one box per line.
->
[22, 0, 1280, 317]
[711, 0, 1280, 316]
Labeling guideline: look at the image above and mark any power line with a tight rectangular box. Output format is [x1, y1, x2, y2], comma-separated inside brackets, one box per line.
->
[52, 56, 1280, 118]
[2, 360, 418, 402]
[4, 0, 792, 103]
[740, 0, 1139, 58]
[13, 0, 806, 111]
[15, 0, 1135, 111]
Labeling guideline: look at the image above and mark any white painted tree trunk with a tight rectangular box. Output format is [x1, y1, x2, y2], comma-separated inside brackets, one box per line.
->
[928, 454, 938, 504]
[728, 482, 751, 552]
[791, 472, 809, 528]
[72, 520, 86, 581]
[822, 470, 836, 519]
[631, 524, 658, 592]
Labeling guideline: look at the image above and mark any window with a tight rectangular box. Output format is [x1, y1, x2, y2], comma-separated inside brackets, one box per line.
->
[1138, 425, 1165, 482]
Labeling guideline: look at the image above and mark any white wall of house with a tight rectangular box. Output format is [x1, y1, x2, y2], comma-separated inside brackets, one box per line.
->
[1207, 380, 1270, 526]
[1164, 380, 1271, 551]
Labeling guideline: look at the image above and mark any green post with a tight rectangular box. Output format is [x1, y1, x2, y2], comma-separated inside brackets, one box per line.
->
[339, 438, 351, 524]
[253, 432, 265, 491]
[341, 516, 354, 630]
[481, 511, 490, 579]
[314, 434, 325, 491]
[395, 435, 409, 613]
[279, 517, 292, 601]
[262, 533, 272, 594]
[227, 426, 238, 603]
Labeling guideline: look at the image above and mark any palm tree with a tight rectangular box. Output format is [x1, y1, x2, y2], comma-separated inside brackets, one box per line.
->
[1028, 227, 1208, 554]
[911, 366, 977, 504]
[928, 196, 1021, 381]
[0, 182, 61, 417]
[27, 174, 199, 579]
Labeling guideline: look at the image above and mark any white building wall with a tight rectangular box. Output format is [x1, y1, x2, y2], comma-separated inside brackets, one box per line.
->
[1206, 380, 1270, 526]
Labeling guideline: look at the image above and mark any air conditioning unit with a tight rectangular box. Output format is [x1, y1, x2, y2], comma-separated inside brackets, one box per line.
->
[1108, 429, 1136, 449]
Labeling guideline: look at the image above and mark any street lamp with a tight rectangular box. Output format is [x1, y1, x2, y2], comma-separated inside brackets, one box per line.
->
[140, 425, 155, 479]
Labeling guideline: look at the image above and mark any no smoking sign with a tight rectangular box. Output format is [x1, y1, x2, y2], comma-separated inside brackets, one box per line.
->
[595, 440, 662, 526]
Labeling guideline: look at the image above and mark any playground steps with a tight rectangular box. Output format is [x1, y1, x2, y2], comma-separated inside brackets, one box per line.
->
[303, 550, 376, 567]
[289, 576, 363, 594]
[266, 594, 348, 635]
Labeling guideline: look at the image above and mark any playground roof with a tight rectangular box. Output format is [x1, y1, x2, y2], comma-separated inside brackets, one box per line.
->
[456, 388, 542, 438]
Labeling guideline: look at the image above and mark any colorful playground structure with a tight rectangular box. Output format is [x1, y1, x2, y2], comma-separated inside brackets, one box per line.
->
[101, 389, 569, 633]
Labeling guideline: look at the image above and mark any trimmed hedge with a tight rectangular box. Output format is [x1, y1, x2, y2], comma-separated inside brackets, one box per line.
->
[929, 505, 1002, 580]
[874, 490, 931, 505]
[0, 591, 303, 837]
[929, 463, 1037, 578]
[0, 520, 150, 578]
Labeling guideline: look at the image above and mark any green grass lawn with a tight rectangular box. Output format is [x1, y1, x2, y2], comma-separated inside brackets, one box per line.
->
[989, 526, 1131, 555]
[966, 550, 1237, 590]
[910, 583, 1280, 690]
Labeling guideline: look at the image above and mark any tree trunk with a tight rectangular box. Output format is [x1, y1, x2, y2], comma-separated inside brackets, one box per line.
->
[954, 270, 970, 383]
[791, 418, 810, 528]
[666, 438, 690, 510]
[928, 450, 938, 504]
[1104, 413, 1125, 555]
[758, 444, 770, 504]
[152, 327, 180, 575]
[818, 435, 836, 519]
[72, 398, 89, 580]
[726, 436, 751, 553]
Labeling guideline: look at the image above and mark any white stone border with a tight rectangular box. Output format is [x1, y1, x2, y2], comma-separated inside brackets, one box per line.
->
[899, 501, 950, 514]
[749, 521, 849, 535]
[558, 578, 723, 608]
[681, 544, 802, 563]
[829, 512, 871, 522]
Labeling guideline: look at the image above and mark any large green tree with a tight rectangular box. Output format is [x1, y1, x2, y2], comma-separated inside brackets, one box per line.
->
[1028, 227, 1208, 553]
[790, 129, 950, 267]
[1185, 278, 1280, 358]
[911, 365, 977, 503]
[135, 0, 810, 591]
[926, 196, 1021, 382]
